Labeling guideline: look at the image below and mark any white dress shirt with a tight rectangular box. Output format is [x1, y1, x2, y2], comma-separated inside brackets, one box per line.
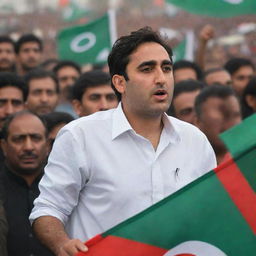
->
[30, 103, 216, 242]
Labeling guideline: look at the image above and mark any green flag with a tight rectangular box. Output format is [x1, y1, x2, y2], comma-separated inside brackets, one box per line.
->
[173, 30, 194, 62]
[77, 114, 256, 255]
[57, 10, 117, 65]
[166, 0, 256, 18]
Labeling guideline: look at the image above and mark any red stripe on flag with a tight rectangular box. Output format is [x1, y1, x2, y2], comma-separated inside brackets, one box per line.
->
[77, 235, 167, 255]
[214, 158, 256, 234]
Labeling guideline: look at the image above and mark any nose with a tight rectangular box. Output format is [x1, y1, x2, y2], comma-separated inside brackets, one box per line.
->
[4, 102, 14, 115]
[24, 137, 34, 151]
[155, 68, 167, 85]
[40, 92, 48, 103]
[98, 97, 109, 111]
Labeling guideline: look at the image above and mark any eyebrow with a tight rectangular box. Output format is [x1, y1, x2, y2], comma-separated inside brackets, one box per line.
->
[137, 60, 172, 69]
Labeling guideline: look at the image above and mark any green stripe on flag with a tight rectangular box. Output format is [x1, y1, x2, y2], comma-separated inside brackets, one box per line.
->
[166, 0, 256, 18]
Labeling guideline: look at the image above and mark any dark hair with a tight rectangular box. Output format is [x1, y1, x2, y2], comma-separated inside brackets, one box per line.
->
[0, 35, 15, 48]
[40, 58, 59, 71]
[224, 57, 255, 75]
[173, 60, 203, 81]
[1, 110, 48, 140]
[195, 84, 237, 117]
[0, 72, 28, 101]
[204, 67, 228, 77]
[24, 68, 59, 93]
[15, 34, 43, 54]
[108, 26, 173, 101]
[167, 79, 205, 116]
[53, 60, 81, 75]
[241, 76, 256, 119]
[72, 70, 111, 101]
[41, 111, 74, 133]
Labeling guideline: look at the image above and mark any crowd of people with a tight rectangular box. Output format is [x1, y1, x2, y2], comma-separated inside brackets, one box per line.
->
[0, 25, 255, 256]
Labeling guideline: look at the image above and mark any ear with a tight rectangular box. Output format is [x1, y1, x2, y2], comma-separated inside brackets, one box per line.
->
[72, 99, 82, 116]
[112, 75, 126, 95]
[245, 95, 256, 110]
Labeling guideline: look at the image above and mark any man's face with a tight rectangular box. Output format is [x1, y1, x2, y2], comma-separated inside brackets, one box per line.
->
[0, 86, 24, 129]
[17, 42, 42, 71]
[57, 66, 80, 93]
[231, 66, 254, 96]
[173, 90, 200, 124]
[1, 113, 49, 175]
[205, 70, 232, 86]
[114, 42, 174, 118]
[174, 68, 197, 83]
[196, 95, 241, 152]
[73, 85, 118, 117]
[0, 42, 16, 71]
[26, 77, 59, 115]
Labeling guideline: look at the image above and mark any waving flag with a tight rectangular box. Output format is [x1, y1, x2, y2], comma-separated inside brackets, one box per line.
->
[166, 0, 256, 18]
[57, 10, 117, 65]
[78, 114, 256, 255]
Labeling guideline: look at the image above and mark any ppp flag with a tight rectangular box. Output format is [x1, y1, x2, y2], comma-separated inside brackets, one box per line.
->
[57, 10, 117, 65]
[166, 0, 256, 18]
[77, 114, 256, 255]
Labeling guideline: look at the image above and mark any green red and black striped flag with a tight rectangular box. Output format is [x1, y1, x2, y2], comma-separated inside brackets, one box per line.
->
[78, 114, 256, 255]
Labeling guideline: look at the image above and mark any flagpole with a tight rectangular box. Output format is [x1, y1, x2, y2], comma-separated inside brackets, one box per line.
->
[108, 9, 117, 46]
[185, 30, 194, 61]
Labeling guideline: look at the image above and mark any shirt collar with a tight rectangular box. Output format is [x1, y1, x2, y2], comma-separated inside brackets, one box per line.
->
[112, 103, 133, 140]
[112, 103, 181, 144]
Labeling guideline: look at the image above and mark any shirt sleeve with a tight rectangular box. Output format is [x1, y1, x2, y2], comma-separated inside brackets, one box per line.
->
[30, 127, 89, 225]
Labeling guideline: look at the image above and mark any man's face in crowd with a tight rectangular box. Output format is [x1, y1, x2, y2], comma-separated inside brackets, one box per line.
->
[17, 42, 42, 71]
[26, 77, 59, 115]
[113, 42, 174, 118]
[57, 66, 80, 94]
[196, 95, 241, 152]
[1, 113, 49, 175]
[73, 85, 118, 117]
[0, 42, 16, 72]
[174, 68, 197, 84]
[0, 86, 24, 129]
[173, 89, 200, 124]
[231, 65, 254, 97]
[205, 70, 232, 86]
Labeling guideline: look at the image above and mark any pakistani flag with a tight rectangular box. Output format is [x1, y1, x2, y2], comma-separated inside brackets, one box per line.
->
[57, 10, 117, 65]
[166, 0, 256, 18]
[173, 30, 194, 62]
[77, 114, 256, 255]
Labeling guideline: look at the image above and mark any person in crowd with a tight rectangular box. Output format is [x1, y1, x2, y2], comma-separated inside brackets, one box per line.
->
[0, 111, 53, 256]
[224, 57, 255, 97]
[30, 27, 216, 256]
[173, 60, 203, 83]
[42, 111, 74, 149]
[0, 36, 16, 73]
[167, 79, 205, 124]
[240, 76, 256, 119]
[204, 67, 232, 86]
[0, 72, 26, 131]
[15, 34, 43, 76]
[24, 68, 59, 115]
[195, 84, 241, 164]
[72, 69, 118, 117]
[53, 60, 81, 117]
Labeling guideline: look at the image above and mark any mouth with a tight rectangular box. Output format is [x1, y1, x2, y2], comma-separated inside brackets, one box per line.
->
[153, 90, 168, 101]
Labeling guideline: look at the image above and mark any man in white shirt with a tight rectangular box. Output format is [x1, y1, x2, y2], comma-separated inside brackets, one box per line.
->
[30, 27, 216, 256]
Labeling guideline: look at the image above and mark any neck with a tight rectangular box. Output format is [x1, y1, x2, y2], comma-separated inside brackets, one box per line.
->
[122, 105, 164, 150]
[215, 149, 228, 165]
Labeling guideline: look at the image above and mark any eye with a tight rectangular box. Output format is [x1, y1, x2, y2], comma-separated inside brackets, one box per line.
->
[162, 65, 172, 72]
[140, 66, 152, 73]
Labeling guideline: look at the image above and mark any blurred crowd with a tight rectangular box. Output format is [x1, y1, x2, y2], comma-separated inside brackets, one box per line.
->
[0, 13, 255, 256]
